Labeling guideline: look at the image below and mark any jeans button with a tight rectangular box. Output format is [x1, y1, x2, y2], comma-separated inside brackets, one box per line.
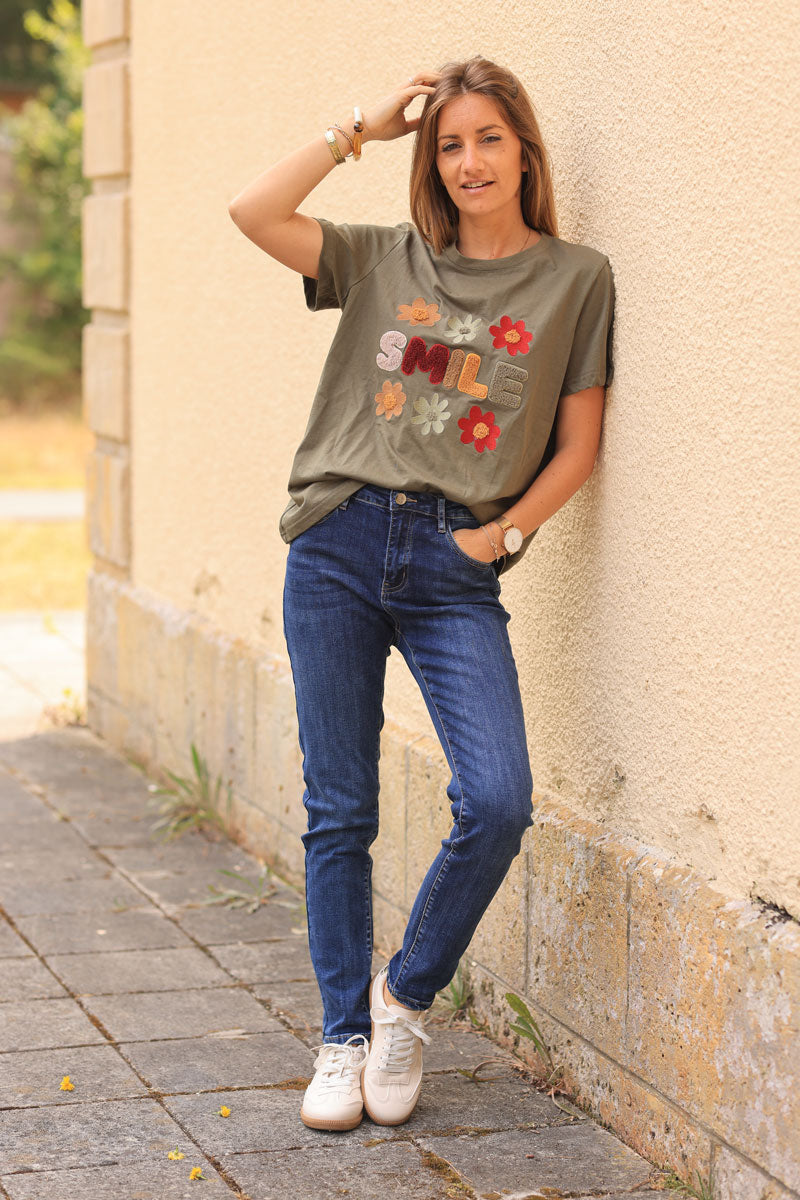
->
[395, 492, 407, 505]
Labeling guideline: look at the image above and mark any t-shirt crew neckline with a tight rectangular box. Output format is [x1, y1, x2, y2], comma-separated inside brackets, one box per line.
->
[438, 230, 550, 272]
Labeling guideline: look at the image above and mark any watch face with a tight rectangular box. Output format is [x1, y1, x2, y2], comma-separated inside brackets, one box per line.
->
[504, 527, 523, 553]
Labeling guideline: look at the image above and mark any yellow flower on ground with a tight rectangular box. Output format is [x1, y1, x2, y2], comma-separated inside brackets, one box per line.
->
[59, 1075, 75, 1091]
[189, 1166, 204, 1179]
[218, 1105, 231, 1117]
[167, 1147, 185, 1160]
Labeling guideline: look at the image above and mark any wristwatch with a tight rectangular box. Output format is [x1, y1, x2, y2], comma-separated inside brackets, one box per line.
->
[496, 516, 523, 554]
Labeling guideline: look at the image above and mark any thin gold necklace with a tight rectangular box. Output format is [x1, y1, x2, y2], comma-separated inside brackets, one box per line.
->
[457, 225, 533, 259]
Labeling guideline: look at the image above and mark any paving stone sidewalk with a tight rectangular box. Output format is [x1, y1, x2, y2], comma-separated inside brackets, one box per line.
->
[0, 489, 84, 521]
[0, 726, 671, 1200]
[0, 612, 85, 742]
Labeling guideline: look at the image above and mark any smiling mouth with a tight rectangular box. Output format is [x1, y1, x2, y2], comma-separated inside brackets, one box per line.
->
[461, 181, 493, 190]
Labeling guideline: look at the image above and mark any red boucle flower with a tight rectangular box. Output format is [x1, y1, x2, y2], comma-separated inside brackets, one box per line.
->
[458, 405, 500, 452]
[488, 315, 532, 356]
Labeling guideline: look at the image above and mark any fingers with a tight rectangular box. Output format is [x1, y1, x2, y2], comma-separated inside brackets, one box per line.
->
[400, 81, 438, 107]
[405, 70, 442, 89]
[398, 78, 437, 112]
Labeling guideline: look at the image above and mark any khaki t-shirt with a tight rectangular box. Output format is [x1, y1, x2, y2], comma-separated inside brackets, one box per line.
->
[279, 218, 615, 576]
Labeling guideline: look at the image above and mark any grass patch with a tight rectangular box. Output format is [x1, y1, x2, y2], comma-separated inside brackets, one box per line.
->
[147, 743, 234, 842]
[0, 404, 92, 489]
[0, 520, 90, 609]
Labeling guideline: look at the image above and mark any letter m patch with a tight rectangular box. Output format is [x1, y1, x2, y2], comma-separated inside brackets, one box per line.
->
[401, 337, 450, 385]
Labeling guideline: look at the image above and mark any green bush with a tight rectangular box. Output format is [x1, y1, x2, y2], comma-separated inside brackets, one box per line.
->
[0, 0, 89, 408]
[0, 0, 62, 91]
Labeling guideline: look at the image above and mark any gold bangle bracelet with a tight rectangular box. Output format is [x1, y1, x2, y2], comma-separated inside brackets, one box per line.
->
[324, 127, 346, 165]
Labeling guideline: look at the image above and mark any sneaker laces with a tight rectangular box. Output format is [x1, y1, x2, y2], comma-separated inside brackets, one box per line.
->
[372, 1003, 432, 1073]
[309, 1035, 368, 1094]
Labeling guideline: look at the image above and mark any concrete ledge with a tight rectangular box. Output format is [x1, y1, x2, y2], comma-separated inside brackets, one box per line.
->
[83, 57, 130, 178]
[82, 323, 130, 442]
[82, 0, 128, 48]
[82, 192, 129, 311]
[85, 569, 800, 1196]
[86, 447, 130, 567]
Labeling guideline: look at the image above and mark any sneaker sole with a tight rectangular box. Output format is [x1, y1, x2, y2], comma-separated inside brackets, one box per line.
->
[300, 1106, 364, 1131]
[361, 970, 422, 1127]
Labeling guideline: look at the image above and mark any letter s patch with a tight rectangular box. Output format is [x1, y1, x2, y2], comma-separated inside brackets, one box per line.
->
[376, 330, 408, 371]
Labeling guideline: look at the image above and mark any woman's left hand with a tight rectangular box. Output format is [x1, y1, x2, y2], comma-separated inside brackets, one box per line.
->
[452, 527, 499, 565]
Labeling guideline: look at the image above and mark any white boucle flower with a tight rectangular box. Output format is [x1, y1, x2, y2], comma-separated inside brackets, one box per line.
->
[411, 393, 451, 435]
[441, 313, 481, 343]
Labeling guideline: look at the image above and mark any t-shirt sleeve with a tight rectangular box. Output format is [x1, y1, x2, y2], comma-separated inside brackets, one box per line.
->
[558, 259, 616, 398]
[302, 217, 406, 312]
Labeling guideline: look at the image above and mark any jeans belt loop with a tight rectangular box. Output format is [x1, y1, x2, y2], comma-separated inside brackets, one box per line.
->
[437, 495, 446, 533]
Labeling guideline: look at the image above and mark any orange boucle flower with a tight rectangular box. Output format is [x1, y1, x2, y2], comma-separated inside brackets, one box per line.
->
[218, 1105, 231, 1117]
[59, 1075, 75, 1091]
[374, 380, 407, 420]
[396, 296, 442, 326]
[189, 1166, 204, 1180]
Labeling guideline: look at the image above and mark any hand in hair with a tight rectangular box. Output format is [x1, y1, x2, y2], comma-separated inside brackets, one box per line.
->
[361, 72, 442, 143]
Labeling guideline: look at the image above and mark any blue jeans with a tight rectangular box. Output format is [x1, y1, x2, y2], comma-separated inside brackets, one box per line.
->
[282, 484, 534, 1044]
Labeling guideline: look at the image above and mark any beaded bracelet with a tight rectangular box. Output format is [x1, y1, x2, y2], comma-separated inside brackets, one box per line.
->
[330, 123, 354, 155]
[324, 108, 364, 165]
[480, 524, 500, 558]
[353, 106, 364, 160]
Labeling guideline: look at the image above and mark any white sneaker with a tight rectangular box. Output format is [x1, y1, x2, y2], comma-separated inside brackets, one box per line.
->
[362, 965, 432, 1126]
[300, 1034, 370, 1130]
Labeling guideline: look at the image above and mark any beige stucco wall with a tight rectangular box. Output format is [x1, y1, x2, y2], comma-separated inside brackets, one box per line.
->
[127, 0, 799, 917]
[81, 1, 800, 1189]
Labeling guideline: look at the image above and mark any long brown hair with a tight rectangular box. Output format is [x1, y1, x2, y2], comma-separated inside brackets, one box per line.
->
[409, 57, 558, 255]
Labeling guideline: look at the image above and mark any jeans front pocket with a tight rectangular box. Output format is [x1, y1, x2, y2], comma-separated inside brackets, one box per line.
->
[306, 498, 350, 532]
[444, 520, 498, 573]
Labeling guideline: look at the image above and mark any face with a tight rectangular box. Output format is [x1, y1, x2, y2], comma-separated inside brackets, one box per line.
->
[434, 92, 527, 222]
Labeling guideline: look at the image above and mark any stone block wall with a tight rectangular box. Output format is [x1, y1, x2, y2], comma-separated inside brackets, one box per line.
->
[85, 574, 800, 1199]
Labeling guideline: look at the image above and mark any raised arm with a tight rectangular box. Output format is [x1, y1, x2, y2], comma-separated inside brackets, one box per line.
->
[227, 73, 441, 279]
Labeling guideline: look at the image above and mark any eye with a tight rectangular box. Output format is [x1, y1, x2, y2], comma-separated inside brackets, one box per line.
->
[440, 135, 501, 153]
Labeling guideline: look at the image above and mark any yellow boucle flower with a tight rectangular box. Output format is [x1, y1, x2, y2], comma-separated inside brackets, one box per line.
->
[167, 1147, 185, 1160]
[59, 1075, 75, 1091]
[189, 1166, 204, 1179]
[218, 1105, 230, 1117]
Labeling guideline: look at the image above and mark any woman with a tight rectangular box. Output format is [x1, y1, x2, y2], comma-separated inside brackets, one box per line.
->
[228, 56, 615, 1133]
